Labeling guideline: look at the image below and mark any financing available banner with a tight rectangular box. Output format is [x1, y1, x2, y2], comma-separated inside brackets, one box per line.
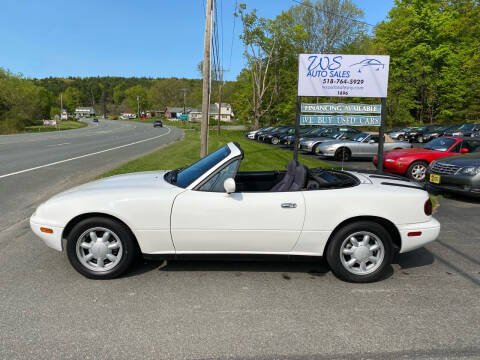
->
[300, 115, 381, 126]
[298, 54, 390, 98]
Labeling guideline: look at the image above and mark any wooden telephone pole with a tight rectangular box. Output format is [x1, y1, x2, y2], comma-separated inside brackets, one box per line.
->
[200, 0, 214, 158]
[216, 68, 228, 135]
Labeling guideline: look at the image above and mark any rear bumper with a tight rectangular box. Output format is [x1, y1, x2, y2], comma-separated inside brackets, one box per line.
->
[397, 217, 440, 253]
[30, 217, 64, 252]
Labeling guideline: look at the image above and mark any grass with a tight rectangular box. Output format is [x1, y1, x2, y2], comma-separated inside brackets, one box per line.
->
[100, 129, 333, 178]
[24, 121, 87, 133]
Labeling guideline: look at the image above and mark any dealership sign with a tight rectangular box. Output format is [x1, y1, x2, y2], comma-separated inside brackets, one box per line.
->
[43, 120, 57, 126]
[300, 115, 381, 126]
[298, 54, 390, 98]
[301, 103, 381, 114]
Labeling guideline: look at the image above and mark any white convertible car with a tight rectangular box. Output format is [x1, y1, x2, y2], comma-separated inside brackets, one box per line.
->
[30, 142, 440, 283]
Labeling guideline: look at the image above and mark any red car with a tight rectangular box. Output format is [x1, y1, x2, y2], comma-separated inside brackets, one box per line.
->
[373, 137, 470, 181]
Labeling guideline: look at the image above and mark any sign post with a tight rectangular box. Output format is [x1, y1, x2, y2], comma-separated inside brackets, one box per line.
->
[295, 54, 390, 172]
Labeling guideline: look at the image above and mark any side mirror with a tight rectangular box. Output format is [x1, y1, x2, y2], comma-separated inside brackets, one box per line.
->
[461, 148, 469, 154]
[223, 178, 236, 194]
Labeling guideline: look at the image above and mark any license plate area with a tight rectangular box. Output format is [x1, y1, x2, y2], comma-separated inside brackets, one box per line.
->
[429, 174, 440, 184]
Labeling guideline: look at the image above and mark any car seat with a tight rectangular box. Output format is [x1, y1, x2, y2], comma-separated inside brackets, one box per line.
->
[270, 159, 297, 191]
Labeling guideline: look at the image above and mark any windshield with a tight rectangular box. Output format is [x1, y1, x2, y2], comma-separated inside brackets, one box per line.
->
[353, 133, 370, 142]
[423, 137, 456, 152]
[458, 123, 475, 130]
[174, 145, 231, 188]
[277, 127, 291, 134]
[310, 127, 327, 135]
[331, 132, 344, 139]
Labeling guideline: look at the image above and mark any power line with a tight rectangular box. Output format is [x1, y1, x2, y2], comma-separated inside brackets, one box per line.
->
[228, 0, 238, 69]
[290, 0, 375, 28]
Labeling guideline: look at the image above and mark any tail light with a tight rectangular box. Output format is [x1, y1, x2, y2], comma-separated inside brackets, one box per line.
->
[424, 199, 432, 216]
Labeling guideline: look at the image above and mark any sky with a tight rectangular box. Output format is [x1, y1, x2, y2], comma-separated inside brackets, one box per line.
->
[0, 0, 394, 81]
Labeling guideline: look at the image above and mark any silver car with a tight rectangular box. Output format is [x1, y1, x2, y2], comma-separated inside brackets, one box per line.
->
[316, 132, 411, 161]
[298, 131, 359, 154]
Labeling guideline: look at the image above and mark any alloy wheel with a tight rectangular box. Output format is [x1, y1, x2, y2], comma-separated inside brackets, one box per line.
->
[339, 231, 385, 275]
[75, 227, 123, 272]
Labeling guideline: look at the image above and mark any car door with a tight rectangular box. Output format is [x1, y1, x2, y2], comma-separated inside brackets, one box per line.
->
[170, 161, 306, 253]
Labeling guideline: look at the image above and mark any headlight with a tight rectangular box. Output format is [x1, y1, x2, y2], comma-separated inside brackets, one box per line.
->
[456, 166, 480, 176]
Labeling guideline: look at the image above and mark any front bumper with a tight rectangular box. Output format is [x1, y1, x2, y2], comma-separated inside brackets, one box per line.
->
[397, 217, 441, 253]
[30, 215, 64, 252]
[426, 171, 480, 198]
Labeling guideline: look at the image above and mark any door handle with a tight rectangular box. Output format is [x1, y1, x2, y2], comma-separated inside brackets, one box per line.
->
[281, 203, 297, 208]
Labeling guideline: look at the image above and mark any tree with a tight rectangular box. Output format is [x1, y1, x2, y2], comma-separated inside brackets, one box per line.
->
[63, 87, 83, 113]
[124, 85, 149, 114]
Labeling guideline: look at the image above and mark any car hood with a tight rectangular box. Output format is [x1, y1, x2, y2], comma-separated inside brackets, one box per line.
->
[435, 153, 480, 166]
[49, 171, 179, 201]
[384, 147, 435, 159]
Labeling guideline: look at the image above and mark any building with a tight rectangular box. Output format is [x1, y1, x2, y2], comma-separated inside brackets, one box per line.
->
[189, 103, 235, 122]
[75, 107, 95, 118]
[164, 107, 192, 120]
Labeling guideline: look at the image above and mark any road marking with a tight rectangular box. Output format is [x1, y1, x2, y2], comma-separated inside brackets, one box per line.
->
[47, 143, 70, 147]
[0, 127, 172, 179]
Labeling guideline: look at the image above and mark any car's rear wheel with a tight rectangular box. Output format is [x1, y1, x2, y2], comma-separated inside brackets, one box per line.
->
[398, 135, 404, 141]
[407, 160, 428, 182]
[326, 221, 394, 283]
[334, 147, 351, 161]
[66, 217, 137, 279]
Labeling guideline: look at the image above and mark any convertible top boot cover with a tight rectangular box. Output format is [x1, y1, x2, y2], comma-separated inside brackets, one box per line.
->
[270, 159, 297, 191]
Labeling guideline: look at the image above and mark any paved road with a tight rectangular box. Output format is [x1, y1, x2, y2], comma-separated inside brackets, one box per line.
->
[1, 125, 479, 359]
[0, 119, 183, 234]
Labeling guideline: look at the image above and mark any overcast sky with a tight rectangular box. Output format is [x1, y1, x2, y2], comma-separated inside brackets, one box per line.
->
[0, 0, 393, 81]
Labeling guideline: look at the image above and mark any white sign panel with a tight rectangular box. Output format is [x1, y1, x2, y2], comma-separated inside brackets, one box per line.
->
[298, 54, 390, 98]
[43, 120, 57, 126]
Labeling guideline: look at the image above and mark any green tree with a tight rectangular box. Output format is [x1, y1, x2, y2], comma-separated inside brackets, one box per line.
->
[124, 85, 149, 114]
[63, 87, 83, 113]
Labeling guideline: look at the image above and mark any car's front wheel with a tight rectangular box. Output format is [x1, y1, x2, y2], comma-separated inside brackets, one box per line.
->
[334, 147, 351, 161]
[66, 217, 137, 279]
[407, 160, 428, 182]
[326, 221, 394, 283]
[271, 137, 280, 145]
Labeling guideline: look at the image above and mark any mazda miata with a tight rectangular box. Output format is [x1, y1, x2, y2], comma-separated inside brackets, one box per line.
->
[30, 142, 440, 283]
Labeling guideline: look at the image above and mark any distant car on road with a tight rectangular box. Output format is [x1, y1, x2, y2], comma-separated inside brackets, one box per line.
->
[153, 120, 163, 128]
[373, 136, 474, 181]
[93, 118, 99, 123]
[316, 132, 410, 161]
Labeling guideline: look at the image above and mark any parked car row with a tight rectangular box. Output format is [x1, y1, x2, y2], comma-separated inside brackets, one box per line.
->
[246, 125, 411, 161]
[387, 123, 480, 143]
[374, 136, 480, 197]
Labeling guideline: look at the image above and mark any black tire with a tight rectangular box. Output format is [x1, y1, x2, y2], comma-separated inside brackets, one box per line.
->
[313, 143, 321, 155]
[66, 217, 137, 279]
[334, 147, 351, 161]
[398, 135, 404, 141]
[271, 137, 280, 145]
[326, 221, 394, 283]
[406, 160, 428, 182]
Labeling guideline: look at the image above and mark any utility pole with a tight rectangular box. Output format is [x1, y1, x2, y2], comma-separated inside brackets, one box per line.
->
[136, 96, 140, 119]
[200, 0, 214, 158]
[180, 88, 188, 120]
[216, 68, 229, 135]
